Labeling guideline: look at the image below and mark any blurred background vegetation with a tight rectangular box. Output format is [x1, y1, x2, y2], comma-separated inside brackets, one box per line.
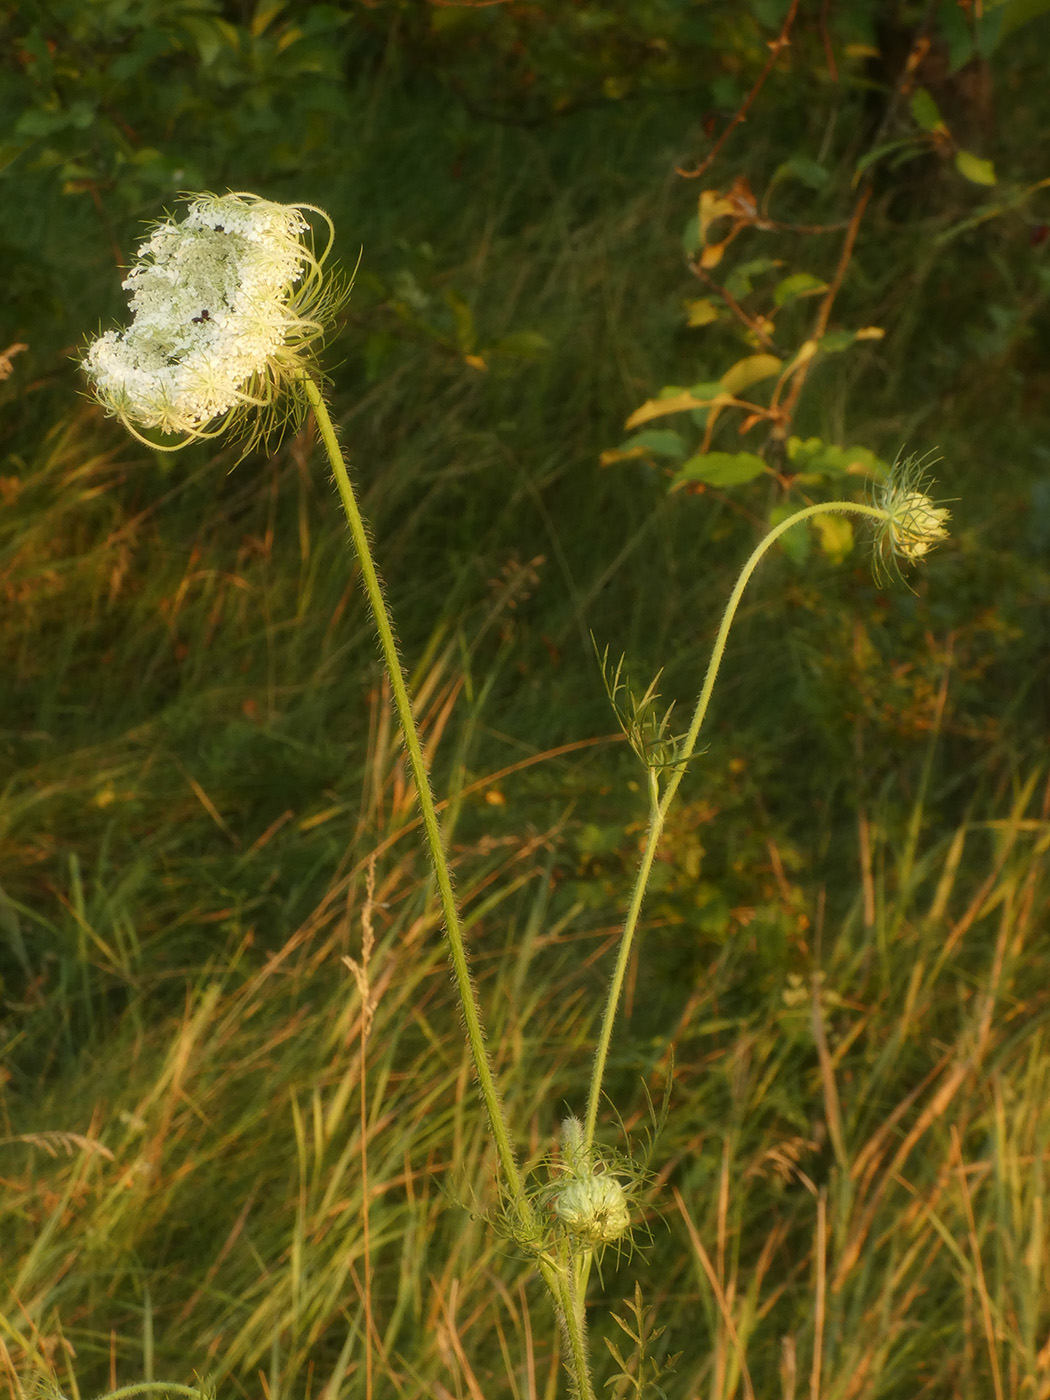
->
[2, 1, 1050, 1397]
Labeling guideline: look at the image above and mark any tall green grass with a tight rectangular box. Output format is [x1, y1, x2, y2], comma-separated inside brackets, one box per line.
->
[3, 13, 1050, 1399]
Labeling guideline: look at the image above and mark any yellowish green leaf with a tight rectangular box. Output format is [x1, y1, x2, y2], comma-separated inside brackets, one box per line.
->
[673, 451, 768, 488]
[684, 298, 720, 327]
[955, 149, 997, 185]
[812, 512, 855, 563]
[774, 272, 827, 307]
[720, 353, 783, 396]
[910, 87, 948, 134]
[625, 389, 733, 430]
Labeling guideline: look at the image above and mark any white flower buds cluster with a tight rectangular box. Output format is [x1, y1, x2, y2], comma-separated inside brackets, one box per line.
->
[873, 455, 951, 583]
[883, 488, 951, 562]
[83, 191, 342, 450]
[551, 1116, 631, 1248]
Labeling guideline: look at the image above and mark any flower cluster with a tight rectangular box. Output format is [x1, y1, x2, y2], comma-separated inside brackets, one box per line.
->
[82, 192, 345, 450]
[873, 454, 952, 583]
[550, 1116, 632, 1249]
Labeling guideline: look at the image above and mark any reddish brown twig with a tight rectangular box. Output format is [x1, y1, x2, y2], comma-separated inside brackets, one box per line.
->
[768, 183, 872, 445]
[678, 0, 800, 181]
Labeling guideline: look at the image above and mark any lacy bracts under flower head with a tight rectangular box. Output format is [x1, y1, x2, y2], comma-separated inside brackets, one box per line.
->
[83, 192, 343, 450]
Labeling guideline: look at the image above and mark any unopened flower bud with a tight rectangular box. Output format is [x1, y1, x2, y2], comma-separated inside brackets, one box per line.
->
[884, 489, 951, 561]
[872, 456, 951, 584]
[553, 1172, 630, 1246]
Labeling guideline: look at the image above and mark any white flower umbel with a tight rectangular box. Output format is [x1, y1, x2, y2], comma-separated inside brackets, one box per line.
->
[83, 191, 346, 451]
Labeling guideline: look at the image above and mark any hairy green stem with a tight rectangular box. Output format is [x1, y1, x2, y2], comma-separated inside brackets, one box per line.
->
[584, 501, 889, 1149]
[302, 374, 530, 1218]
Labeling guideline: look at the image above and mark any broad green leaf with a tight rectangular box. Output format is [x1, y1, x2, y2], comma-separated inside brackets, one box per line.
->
[771, 155, 830, 190]
[615, 429, 688, 460]
[787, 437, 885, 477]
[819, 329, 859, 355]
[687, 380, 725, 400]
[774, 272, 827, 307]
[724, 257, 781, 299]
[1001, 0, 1050, 36]
[910, 87, 947, 133]
[720, 353, 782, 395]
[673, 452, 768, 488]
[814, 326, 883, 356]
[955, 149, 997, 185]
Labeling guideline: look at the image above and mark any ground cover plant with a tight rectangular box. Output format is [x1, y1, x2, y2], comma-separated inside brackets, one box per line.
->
[3, 1, 1050, 1398]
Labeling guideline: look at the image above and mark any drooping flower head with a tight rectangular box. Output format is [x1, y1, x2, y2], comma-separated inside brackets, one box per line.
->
[871, 452, 951, 585]
[82, 191, 348, 453]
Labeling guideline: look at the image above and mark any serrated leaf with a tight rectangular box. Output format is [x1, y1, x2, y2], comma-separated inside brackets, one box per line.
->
[910, 87, 947, 133]
[955, 149, 997, 185]
[720, 353, 782, 394]
[673, 451, 768, 487]
[774, 272, 827, 307]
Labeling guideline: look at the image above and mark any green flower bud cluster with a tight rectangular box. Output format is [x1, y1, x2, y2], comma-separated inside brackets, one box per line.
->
[552, 1116, 631, 1248]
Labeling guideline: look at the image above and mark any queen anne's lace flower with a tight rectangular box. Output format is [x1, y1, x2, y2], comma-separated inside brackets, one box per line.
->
[83, 191, 345, 451]
[872, 454, 951, 584]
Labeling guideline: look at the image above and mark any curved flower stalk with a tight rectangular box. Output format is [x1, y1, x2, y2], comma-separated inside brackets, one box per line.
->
[82, 187, 583, 1392]
[82, 191, 347, 453]
[583, 462, 951, 1151]
[82, 195, 952, 1400]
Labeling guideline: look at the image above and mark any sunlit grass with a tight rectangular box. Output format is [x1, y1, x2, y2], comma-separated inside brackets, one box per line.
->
[3, 39, 1050, 1400]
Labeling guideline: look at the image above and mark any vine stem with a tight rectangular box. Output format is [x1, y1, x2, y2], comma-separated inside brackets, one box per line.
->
[301, 374, 530, 1218]
[583, 500, 890, 1150]
[304, 374, 597, 1395]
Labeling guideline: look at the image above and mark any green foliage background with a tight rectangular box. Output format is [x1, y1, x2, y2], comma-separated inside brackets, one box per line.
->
[3, 1, 1050, 1397]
